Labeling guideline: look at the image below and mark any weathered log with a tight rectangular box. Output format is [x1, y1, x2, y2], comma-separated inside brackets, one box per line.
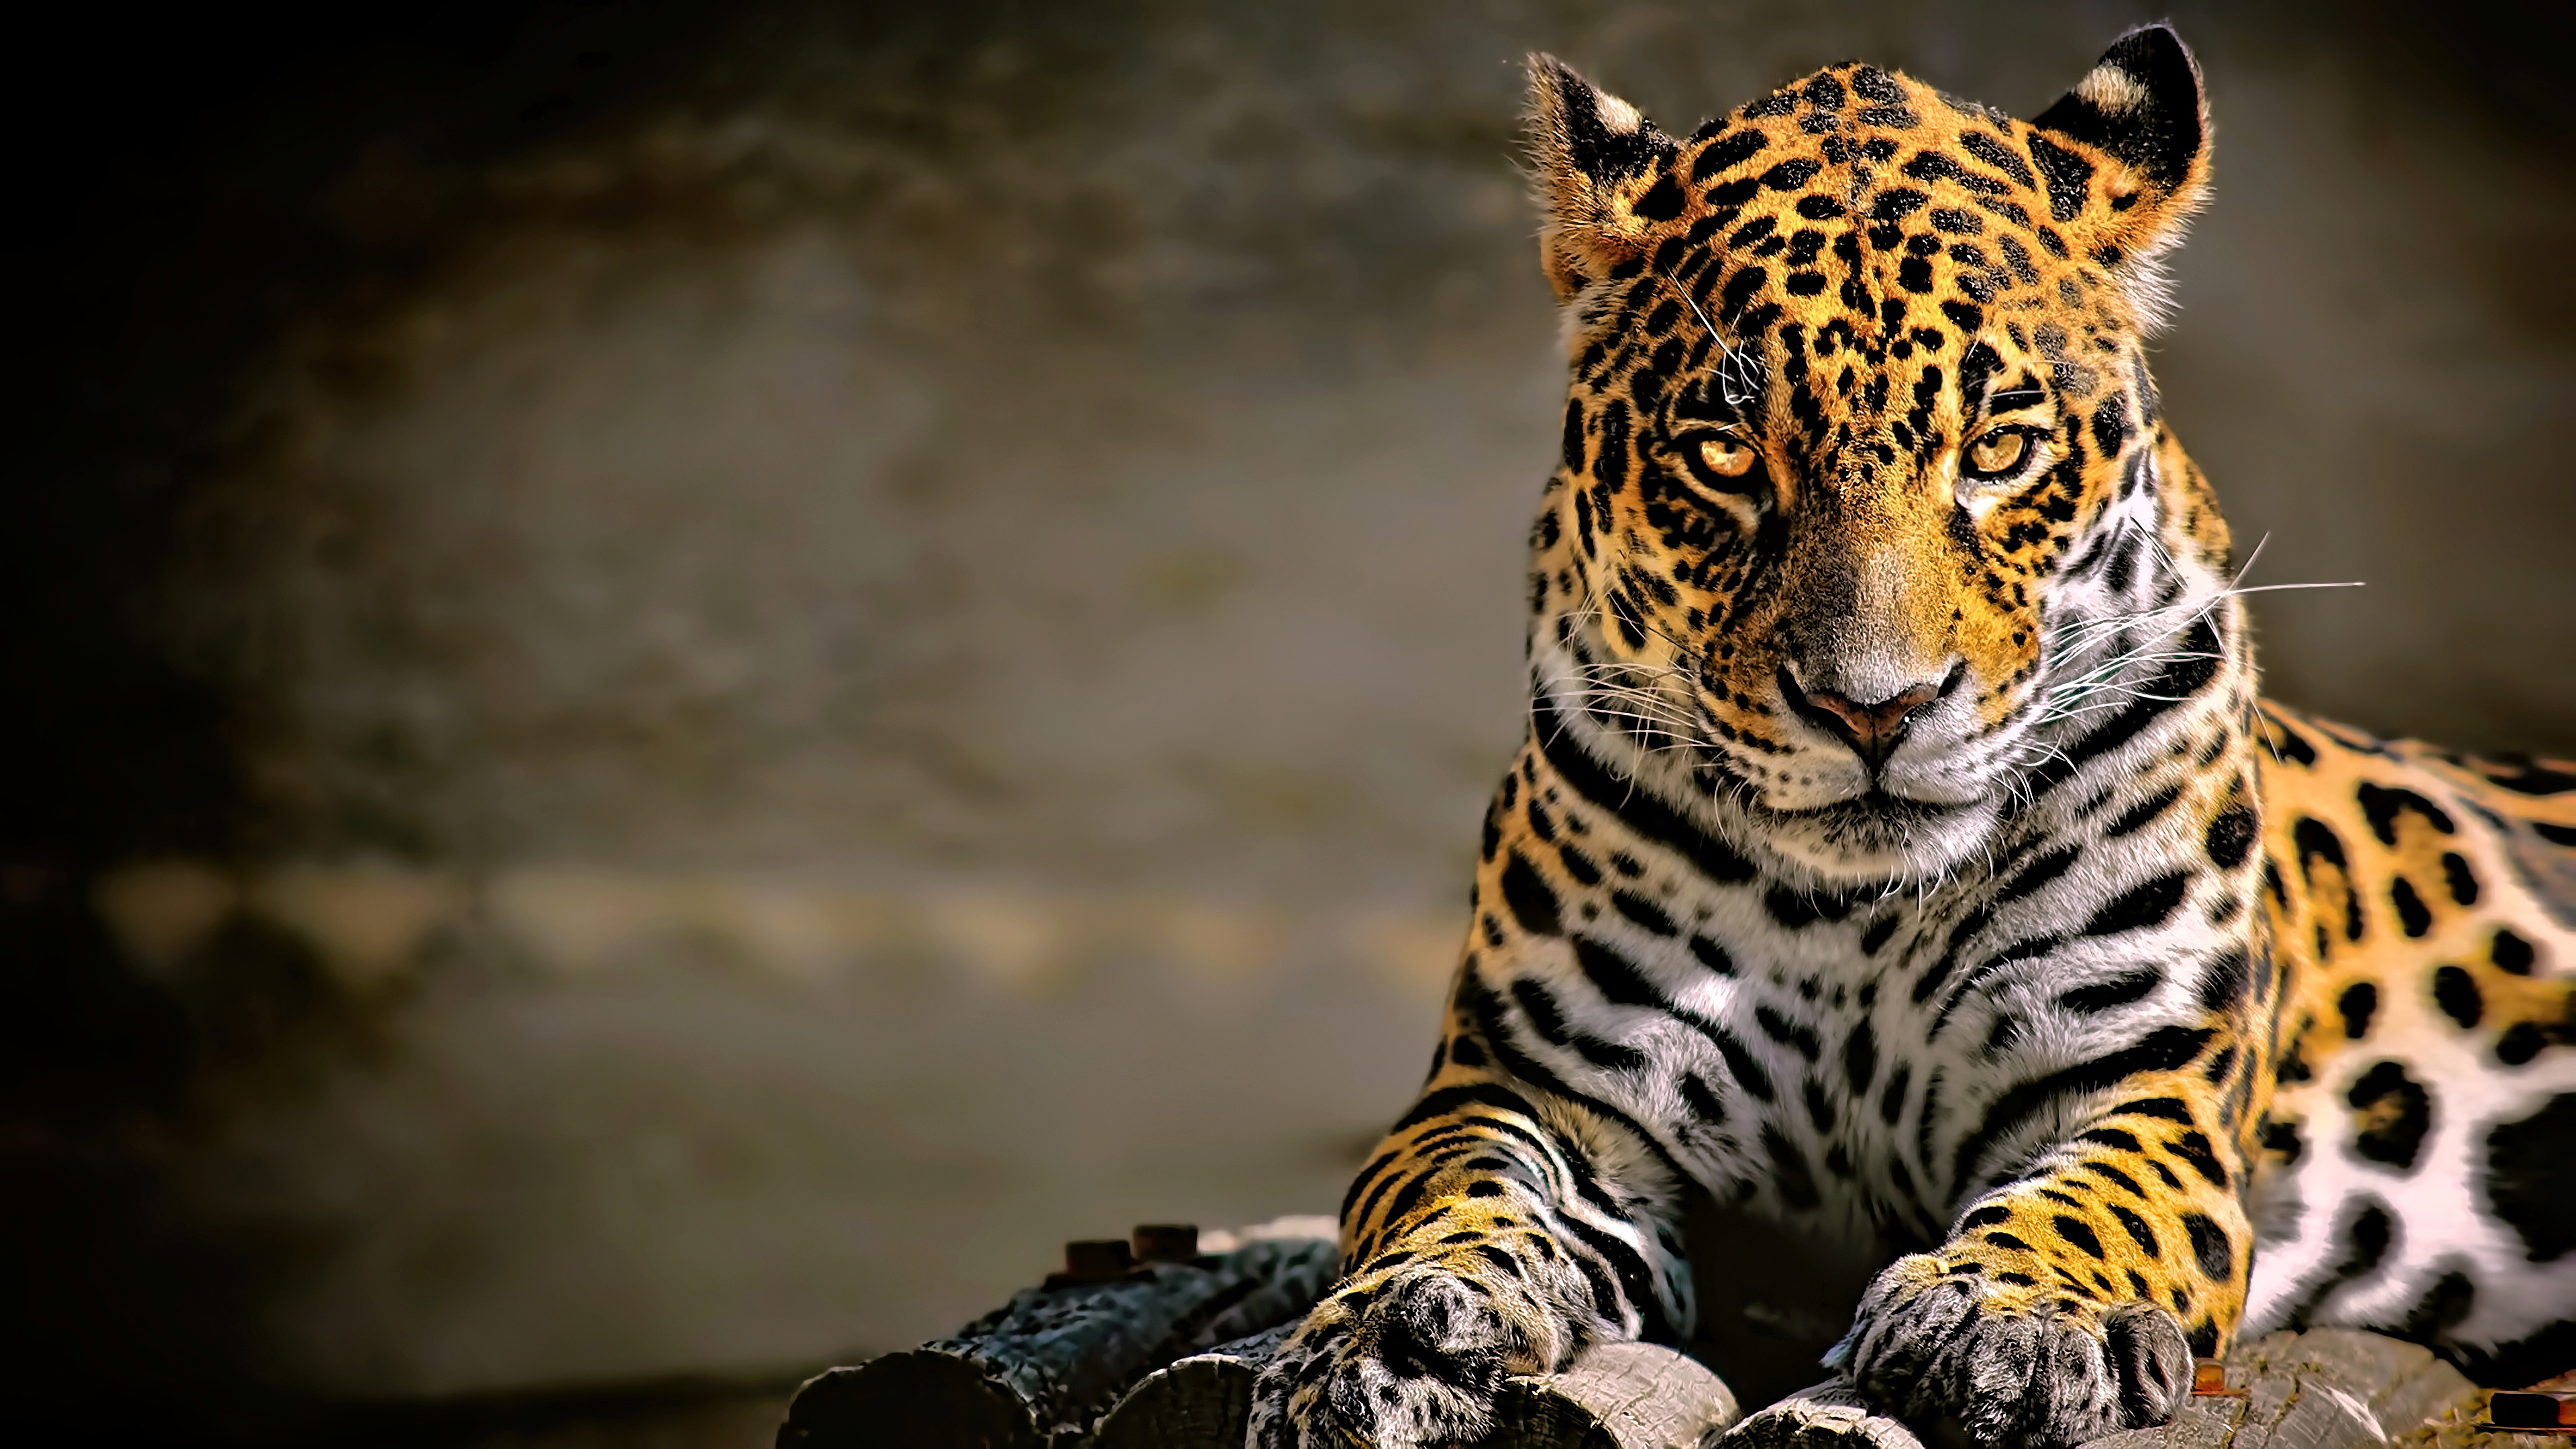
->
[2073, 1328, 2486, 1449]
[1717, 1379, 1929, 1448]
[775, 1232, 1337, 1449]
[1093, 1334, 1737, 1449]
[1089, 1322, 1290, 1449]
[1484, 1341, 1741, 1449]
[1719, 1326, 2567, 1449]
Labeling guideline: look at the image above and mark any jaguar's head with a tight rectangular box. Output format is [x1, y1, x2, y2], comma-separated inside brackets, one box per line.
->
[1523, 27, 2233, 887]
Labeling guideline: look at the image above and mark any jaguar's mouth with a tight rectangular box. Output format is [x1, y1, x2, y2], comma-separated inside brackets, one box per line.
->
[1764, 786, 1972, 833]
[1738, 782, 2006, 885]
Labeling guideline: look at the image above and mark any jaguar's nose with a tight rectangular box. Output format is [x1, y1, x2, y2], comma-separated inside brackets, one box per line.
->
[1782, 667, 1945, 772]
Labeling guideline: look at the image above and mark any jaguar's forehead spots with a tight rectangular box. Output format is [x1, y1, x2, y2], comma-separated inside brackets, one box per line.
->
[1562, 61, 2174, 500]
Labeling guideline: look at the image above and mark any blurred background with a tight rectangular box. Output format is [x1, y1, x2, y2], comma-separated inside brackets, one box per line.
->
[5, 0, 2570, 1442]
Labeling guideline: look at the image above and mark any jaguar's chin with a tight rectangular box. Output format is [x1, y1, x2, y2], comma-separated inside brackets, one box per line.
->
[1743, 788, 2006, 888]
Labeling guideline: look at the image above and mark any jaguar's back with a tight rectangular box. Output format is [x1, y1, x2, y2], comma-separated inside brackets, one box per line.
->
[1249, 26, 2574, 1449]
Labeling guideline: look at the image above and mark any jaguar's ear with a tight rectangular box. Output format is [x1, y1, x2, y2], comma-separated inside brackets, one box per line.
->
[2029, 25, 2211, 323]
[1527, 54, 1679, 303]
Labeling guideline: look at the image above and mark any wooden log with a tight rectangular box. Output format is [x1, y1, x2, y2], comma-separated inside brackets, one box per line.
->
[1090, 1323, 1290, 1449]
[2073, 1328, 2495, 1449]
[1715, 1379, 1927, 1448]
[1719, 1326, 2553, 1449]
[775, 1233, 1338, 1449]
[1093, 1332, 1737, 1449]
[1484, 1341, 1741, 1449]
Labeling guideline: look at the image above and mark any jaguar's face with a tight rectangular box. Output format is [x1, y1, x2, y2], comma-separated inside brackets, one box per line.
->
[1525, 46, 2220, 885]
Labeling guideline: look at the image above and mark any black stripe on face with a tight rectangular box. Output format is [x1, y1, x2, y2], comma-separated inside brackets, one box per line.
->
[2432, 965, 2482, 1028]
[2017, 619, 2226, 804]
[2389, 877, 2431, 938]
[2440, 853, 2478, 907]
[1687, 934, 1736, 975]
[1573, 934, 1660, 1007]
[2088, 1163, 2146, 1198]
[2484, 1092, 2576, 1265]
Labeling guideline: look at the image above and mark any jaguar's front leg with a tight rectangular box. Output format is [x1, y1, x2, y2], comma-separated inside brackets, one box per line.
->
[1831, 1065, 2245, 1448]
[1250, 1072, 1690, 1449]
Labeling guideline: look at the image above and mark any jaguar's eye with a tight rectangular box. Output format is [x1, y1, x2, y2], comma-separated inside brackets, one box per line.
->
[1699, 437, 1757, 479]
[1672, 429, 1768, 511]
[1964, 429, 2031, 480]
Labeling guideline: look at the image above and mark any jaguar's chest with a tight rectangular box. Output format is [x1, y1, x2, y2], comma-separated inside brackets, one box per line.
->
[1495, 769, 2261, 1236]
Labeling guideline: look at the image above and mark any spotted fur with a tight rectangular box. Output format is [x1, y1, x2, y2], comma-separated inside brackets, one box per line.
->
[1249, 25, 2575, 1449]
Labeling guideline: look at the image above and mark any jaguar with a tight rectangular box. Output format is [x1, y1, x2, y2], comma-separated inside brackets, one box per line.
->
[1249, 25, 2575, 1448]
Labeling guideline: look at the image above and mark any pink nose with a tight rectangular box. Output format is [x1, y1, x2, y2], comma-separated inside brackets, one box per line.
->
[1797, 679, 1941, 771]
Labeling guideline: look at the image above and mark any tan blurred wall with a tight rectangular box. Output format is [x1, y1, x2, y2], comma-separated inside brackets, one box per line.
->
[15, 0, 2571, 1409]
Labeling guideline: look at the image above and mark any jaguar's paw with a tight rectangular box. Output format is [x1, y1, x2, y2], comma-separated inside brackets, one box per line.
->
[1248, 1268, 1527, 1449]
[1832, 1255, 2191, 1449]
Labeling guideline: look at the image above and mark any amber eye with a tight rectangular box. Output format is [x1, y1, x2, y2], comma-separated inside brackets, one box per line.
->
[1964, 429, 2031, 480]
[1699, 437, 1757, 478]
